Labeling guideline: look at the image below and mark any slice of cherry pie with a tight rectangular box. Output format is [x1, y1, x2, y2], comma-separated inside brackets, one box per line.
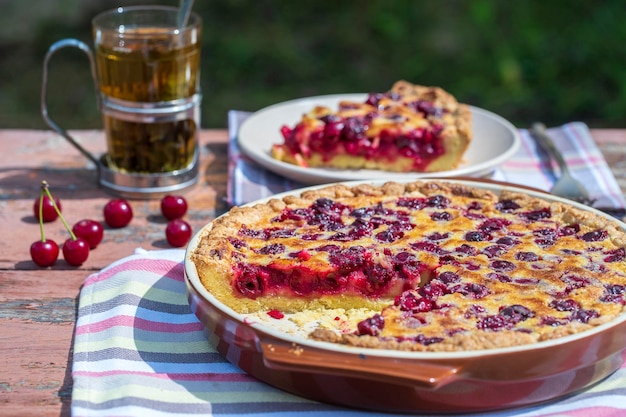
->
[271, 81, 472, 172]
[191, 181, 626, 351]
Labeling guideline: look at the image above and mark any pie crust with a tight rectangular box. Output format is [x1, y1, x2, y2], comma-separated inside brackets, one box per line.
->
[270, 81, 472, 172]
[191, 181, 626, 352]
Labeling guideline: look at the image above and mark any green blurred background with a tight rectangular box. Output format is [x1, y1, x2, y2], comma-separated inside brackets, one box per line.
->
[1, 0, 625, 130]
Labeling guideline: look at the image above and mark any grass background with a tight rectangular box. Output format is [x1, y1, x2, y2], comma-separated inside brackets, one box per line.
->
[1, 0, 625, 130]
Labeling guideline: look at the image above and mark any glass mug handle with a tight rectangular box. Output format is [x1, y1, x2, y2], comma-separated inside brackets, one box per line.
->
[41, 39, 101, 180]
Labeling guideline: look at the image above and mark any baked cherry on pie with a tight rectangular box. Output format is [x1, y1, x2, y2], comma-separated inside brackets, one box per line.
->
[271, 81, 472, 172]
[191, 181, 626, 352]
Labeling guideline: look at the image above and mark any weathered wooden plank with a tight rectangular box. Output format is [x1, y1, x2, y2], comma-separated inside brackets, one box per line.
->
[0, 318, 74, 417]
[0, 130, 229, 271]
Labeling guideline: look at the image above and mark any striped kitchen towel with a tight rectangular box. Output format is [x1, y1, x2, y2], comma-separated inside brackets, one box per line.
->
[227, 110, 626, 210]
[72, 248, 626, 417]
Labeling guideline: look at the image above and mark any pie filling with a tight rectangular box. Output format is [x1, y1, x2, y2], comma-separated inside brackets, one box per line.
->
[229, 197, 437, 298]
[193, 182, 626, 351]
[277, 99, 447, 171]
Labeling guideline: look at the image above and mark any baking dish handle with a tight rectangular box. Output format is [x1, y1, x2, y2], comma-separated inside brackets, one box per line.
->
[260, 341, 460, 389]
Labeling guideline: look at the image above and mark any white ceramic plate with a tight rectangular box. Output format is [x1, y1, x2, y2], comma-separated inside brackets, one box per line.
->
[238, 94, 521, 185]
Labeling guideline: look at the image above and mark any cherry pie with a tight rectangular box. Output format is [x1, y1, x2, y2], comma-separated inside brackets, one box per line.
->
[271, 81, 472, 172]
[191, 181, 626, 351]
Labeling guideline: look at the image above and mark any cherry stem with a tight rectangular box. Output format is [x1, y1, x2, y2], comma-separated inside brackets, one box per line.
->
[38, 191, 47, 242]
[41, 180, 77, 240]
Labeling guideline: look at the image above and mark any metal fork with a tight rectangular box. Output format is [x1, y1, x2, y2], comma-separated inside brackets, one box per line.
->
[529, 122, 594, 205]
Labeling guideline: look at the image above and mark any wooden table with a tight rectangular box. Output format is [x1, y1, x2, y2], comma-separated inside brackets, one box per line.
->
[1, 128, 625, 416]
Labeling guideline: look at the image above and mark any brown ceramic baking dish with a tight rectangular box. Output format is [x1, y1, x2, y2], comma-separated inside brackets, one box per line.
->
[184, 179, 626, 414]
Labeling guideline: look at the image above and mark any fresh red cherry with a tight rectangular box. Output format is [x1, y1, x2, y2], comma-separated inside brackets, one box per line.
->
[34, 194, 61, 222]
[161, 195, 188, 220]
[165, 219, 192, 247]
[103, 199, 133, 228]
[31, 181, 62, 267]
[62, 237, 90, 266]
[72, 219, 104, 249]
[30, 240, 59, 267]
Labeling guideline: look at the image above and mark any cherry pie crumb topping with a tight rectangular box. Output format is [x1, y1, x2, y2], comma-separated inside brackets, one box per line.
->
[191, 181, 626, 352]
[271, 81, 472, 173]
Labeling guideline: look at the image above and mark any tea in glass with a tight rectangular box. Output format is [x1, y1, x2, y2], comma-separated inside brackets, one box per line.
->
[95, 27, 200, 103]
[103, 115, 197, 173]
[93, 6, 202, 174]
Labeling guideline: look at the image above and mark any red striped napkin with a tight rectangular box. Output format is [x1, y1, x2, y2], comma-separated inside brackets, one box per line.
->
[227, 110, 625, 210]
[72, 248, 626, 417]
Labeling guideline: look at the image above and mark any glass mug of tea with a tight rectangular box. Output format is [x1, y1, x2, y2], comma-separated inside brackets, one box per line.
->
[41, 6, 202, 198]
